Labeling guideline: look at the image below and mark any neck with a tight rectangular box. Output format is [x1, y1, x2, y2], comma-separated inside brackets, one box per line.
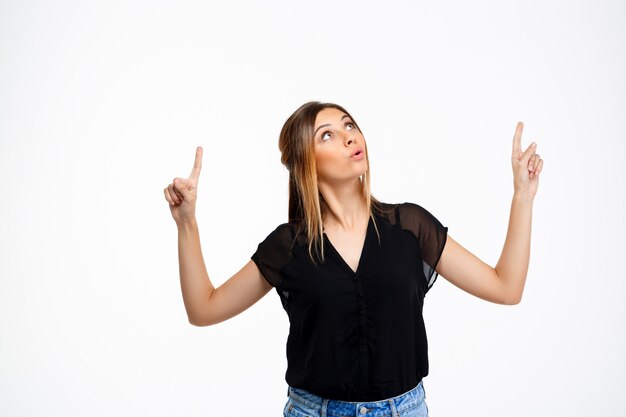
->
[319, 179, 368, 232]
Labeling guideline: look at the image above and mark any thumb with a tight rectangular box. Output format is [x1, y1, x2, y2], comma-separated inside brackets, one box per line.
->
[173, 178, 191, 198]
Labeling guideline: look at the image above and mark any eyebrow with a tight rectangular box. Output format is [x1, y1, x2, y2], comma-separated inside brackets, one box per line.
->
[314, 114, 352, 137]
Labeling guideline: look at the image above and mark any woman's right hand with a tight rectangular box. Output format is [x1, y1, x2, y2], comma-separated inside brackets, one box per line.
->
[164, 146, 203, 225]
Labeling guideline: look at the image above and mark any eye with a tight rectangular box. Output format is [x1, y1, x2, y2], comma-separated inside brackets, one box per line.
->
[320, 121, 356, 142]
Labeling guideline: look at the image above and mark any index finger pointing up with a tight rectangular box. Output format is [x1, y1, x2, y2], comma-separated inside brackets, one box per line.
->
[189, 146, 203, 180]
[512, 121, 524, 159]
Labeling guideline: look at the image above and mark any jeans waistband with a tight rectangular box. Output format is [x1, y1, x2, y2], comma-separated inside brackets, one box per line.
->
[287, 380, 426, 417]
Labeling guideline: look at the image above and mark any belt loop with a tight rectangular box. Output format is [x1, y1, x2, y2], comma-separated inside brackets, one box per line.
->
[388, 398, 399, 417]
[321, 398, 329, 417]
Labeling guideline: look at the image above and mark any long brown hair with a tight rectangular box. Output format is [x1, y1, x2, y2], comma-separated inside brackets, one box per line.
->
[278, 101, 390, 266]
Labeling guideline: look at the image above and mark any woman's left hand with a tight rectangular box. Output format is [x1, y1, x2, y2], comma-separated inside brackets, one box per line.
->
[511, 121, 543, 199]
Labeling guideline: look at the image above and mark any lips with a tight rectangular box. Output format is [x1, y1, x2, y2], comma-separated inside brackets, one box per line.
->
[350, 148, 364, 157]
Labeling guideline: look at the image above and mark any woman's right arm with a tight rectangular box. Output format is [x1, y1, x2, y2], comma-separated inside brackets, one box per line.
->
[177, 218, 273, 326]
[165, 147, 273, 327]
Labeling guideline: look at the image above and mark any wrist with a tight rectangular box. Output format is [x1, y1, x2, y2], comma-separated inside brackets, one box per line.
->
[177, 218, 198, 232]
[513, 191, 534, 203]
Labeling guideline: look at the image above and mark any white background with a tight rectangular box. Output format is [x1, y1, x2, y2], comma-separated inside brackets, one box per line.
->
[1, 0, 624, 416]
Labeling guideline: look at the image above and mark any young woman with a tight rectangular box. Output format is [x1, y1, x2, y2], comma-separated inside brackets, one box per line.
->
[163, 101, 543, 417]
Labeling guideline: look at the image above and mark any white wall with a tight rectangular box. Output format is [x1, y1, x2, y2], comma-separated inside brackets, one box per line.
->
[1, 0, 624, 416]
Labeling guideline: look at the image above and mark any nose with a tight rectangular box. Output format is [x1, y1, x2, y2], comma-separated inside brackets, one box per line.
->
[344, 131, 357, 145]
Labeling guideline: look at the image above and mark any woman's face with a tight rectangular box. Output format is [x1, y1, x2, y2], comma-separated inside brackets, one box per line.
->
[313, 107, 368, 183]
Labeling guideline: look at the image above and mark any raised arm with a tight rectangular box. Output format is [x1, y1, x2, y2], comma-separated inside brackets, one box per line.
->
[164, 146, 273, 326]
[434, 122, 543, 305]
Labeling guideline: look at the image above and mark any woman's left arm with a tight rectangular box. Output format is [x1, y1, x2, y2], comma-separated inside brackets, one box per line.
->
[435, 122, 543, 305]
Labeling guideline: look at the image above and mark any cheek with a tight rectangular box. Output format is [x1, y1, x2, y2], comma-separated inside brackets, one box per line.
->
[315, 148, 338, 171]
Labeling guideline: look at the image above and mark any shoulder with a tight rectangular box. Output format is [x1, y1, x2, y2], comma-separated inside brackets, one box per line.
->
[371, 201, 399, 223]
[393, 201, 447, 237]
[259, 222, 294, 243]
[397, 201, 427, 214]
[255, 222, 300, 253]
[267, 222, 293, 236]
[373, 201, 426, 223]
[397, 201, 440, 221]
[374, 201, 428, 214]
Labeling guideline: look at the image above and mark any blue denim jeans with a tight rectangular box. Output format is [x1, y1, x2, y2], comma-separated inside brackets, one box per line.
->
[283, 380, 429, 417]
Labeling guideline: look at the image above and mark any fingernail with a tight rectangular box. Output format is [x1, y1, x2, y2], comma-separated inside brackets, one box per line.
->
[531, 142, 536, 147]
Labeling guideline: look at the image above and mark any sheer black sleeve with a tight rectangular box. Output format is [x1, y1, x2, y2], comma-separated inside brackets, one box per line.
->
[251, 223, 294, 288]
[397, 202, 448, 294]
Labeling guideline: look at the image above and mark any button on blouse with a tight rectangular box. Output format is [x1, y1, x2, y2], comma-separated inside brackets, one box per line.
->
[251, 202, 448, 402]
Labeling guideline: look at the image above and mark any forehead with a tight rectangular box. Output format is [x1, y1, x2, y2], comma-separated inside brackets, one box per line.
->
[314, 107, 348, 126]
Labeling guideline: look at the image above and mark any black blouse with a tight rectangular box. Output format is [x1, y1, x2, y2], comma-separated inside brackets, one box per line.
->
[251, 202, 448, 402]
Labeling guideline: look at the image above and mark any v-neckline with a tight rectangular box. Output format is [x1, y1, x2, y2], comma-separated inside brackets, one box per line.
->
[323, 216, 373, 275]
